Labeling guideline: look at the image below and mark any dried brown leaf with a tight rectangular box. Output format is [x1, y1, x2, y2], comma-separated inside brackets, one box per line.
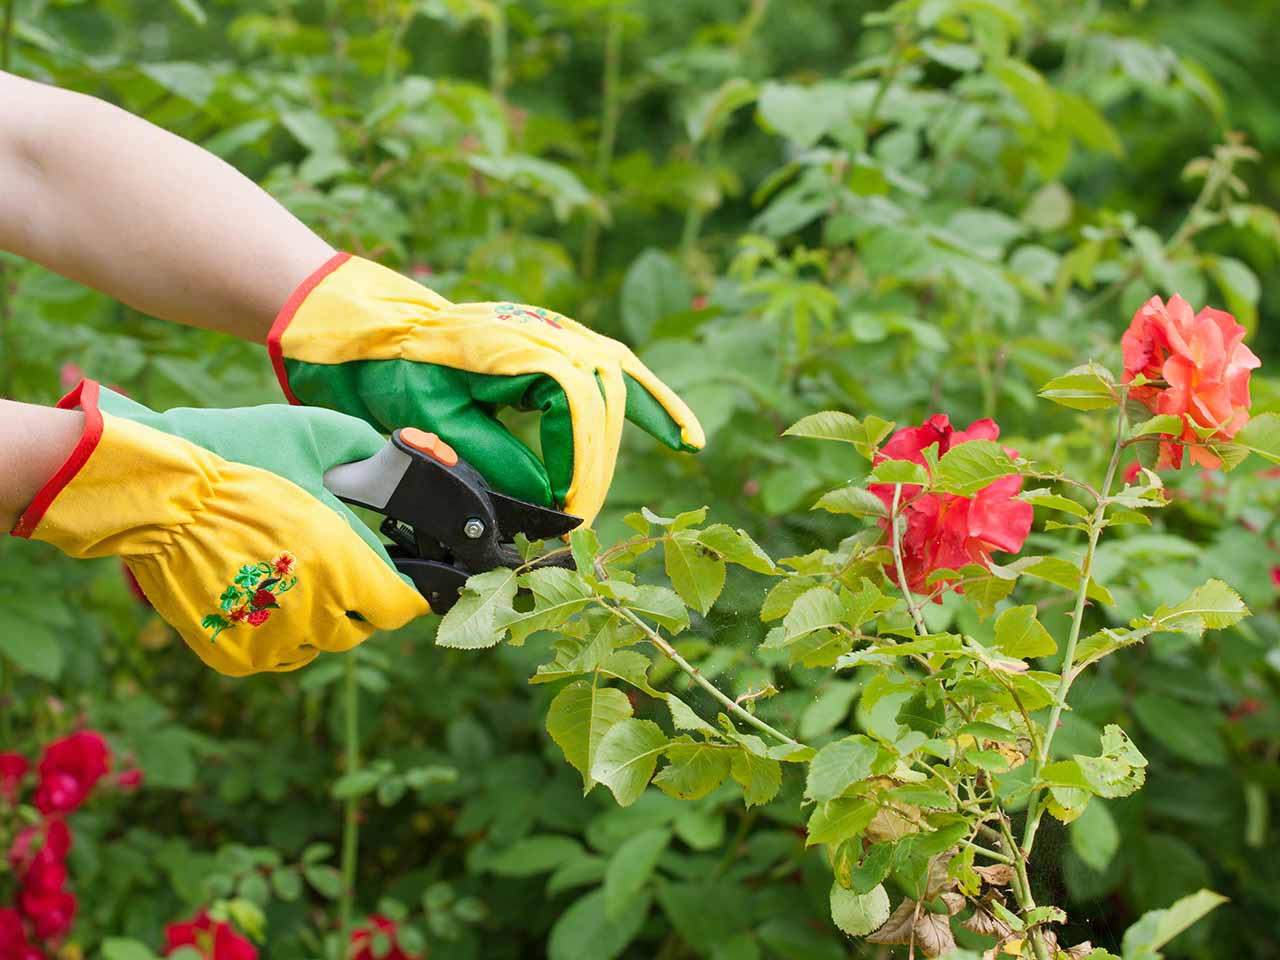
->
[962, 905, 1013, 938]
[1061, 942, 1094, 959]
[914, 912, 958, 958]
[866, 898, 919, 945]
[975, 863, 1016, 887]
[940, 892, 967, 916]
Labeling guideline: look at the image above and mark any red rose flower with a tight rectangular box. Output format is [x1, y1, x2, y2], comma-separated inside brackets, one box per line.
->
[1121, 295, 1261, 469]
[246, 610, 271, 627]
[1271, 566, 1280, 590]
[870, 415, 1032, 594]
[34, 732, 111, 814]
[18, 888, 75, 941]
[117, 768, 144, 792]
[250, 589, 276, 608]
[0, 752, 28, 802]
[351, 915, 421, 960]
[9, 819, 71, 876]
[0, 907, 27, 949]
[164, 910, 258, 960]
[22, 843, 68, 894]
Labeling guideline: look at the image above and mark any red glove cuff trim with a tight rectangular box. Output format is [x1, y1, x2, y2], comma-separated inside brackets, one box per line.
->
[12, 379, 105, 539]
[267, 252, 353, 405]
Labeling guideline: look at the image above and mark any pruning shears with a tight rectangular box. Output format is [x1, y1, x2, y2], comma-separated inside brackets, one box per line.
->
[323, 427, 582, 612]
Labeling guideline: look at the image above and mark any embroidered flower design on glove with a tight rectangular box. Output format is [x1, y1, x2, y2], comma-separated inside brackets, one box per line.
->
[200, 553, 300, 641]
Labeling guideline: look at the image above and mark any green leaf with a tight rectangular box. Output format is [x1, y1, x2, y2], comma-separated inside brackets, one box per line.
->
[867, 459, 930, 486]
[830, 882, 891, 937]
[665, 531, 727, 615]
[604, 828, 671, 921]
[487, 835, 583, 877]
[0, 611, 62, 681]
[1132, 694, 1227, 767]
[1130, 414, 1186, 439]
[501, 567, 594, 643]
[1140, 579, 1249, 638]
[1038, 365, 1118, 410]
[303, 864, 342, 899]
[806, 797, 877, 847]
[993, 60, 1057, 128]
[804, 735, 878, 802]
[1023, 556, 1115, 605]
[694, 524, 776, 573]
[653, 740, 731, 800]
[1019, 488, 1089, 517]
[141, 62, 215, 106]
[549, 887, 648, 960]
[102, 939, 160, 960]
[783, 411, 894, 460]
[729, 748, 782, 808]
[281, 109, 341, 154]
[600, 650, 662, 698]
[604, 581, 690, 634]
[170, 0, 208, 27]
[665, 694, 719, 736]
[783, 586, 846, 643]
[993, 605, 1057, 659]
[757, 81, 856, 149]
[621, 249, 692, 342]
[270, 867, 303, 902]
[590, 719, 670, 807]
[331, 767, 385, 800]
[760, 577, 820, 622]
[1227, 412, 1280, 463]
[1075, 725, 1148, 799]
[936, 440, 1018, 496]
[547, 679, 633, 792]
[1070, 799, 1119, 872]
[436, 568, 518, 649]
[1208, 255, 1260, 332]
[1121, 890, 1227, 959]
[812, 486, 887, 518]
[570, 527, 601, 576]
[1058, 90, 1125, 156]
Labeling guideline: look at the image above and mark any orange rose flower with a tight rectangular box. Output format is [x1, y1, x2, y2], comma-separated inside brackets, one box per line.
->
[1121, 295, 1260, 469]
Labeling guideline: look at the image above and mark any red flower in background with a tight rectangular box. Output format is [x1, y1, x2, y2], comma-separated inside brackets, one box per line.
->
[350, 915, 422, 960]
[16, 889, 75, 941]
[0, 753, 27, 803]
[164, 911, 258, 960]
[1122, 295, 1260, 469]
[870, 415, 1033, 594]
[34, 732, 111, 815]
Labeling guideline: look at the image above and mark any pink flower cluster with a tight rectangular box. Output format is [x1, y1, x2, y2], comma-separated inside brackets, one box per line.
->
[0, 732, 141, 956]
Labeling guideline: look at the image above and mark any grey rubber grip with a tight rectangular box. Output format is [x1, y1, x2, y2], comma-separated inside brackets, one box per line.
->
[322, 440, 413, 510]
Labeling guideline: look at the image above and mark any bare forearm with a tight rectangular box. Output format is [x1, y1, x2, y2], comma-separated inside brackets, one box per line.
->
[0, 401, 85, 531]
[0, 71, 333, 342]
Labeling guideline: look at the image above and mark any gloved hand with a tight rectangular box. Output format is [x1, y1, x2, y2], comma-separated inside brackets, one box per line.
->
[12, 380, 429, 676]
[267, 254, 705, 525]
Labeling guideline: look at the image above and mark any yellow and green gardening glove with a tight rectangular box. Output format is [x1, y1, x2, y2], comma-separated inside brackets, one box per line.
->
[267, 254, 705, 525]
[12, 380, 429, 676]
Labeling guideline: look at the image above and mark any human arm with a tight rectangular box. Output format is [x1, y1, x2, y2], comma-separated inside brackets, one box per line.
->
[0, 70, 330, 342]
[0, 400, 85, 531]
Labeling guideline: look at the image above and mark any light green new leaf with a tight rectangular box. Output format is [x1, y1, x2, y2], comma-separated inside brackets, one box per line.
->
[867, 459, 930, 486]
[591, 719, 670, 807]
[936, 440, 1019, 496]
[695, 524, 776, 573]
[1075, 724, 1147, 799]
[830, 882, 891, 937]
[653, 740, 731, 800]
[761, 577, 821, 622]
[804, 735, 878, 801]
[101, 939, 161, 960]
[666, 694, 719, 736]
[1130, 414, 1186, 439]
[1121, 890, 1227, 959]
[784, 410, 894, 460]
[1019, 488, 1089, 517]
[730, 748, 782, 807]
[665, 531, 727, 614]
[436, 568, 518, 649]
[604, 828, 670, 921]
[599, 650, 663, 698]
[604, 581, 690, 634]
[993, 605, 1057, 658]
[547, 679, 632, 792]
[812, 486, 887, 519]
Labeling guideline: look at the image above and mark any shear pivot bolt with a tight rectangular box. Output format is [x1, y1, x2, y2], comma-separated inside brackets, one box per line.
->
[463, 518, 486, 539]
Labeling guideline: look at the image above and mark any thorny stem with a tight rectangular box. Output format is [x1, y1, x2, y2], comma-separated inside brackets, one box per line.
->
[890, 484, 928, 637]
[336, 656, 361, 957]
[1016, 404, 1127, 960]
[605, 602, 801, 747]
[997, 816, 1051, 960]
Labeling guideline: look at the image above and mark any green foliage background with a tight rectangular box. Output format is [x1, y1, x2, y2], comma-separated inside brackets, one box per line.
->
[1, 0, 1278, 957]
